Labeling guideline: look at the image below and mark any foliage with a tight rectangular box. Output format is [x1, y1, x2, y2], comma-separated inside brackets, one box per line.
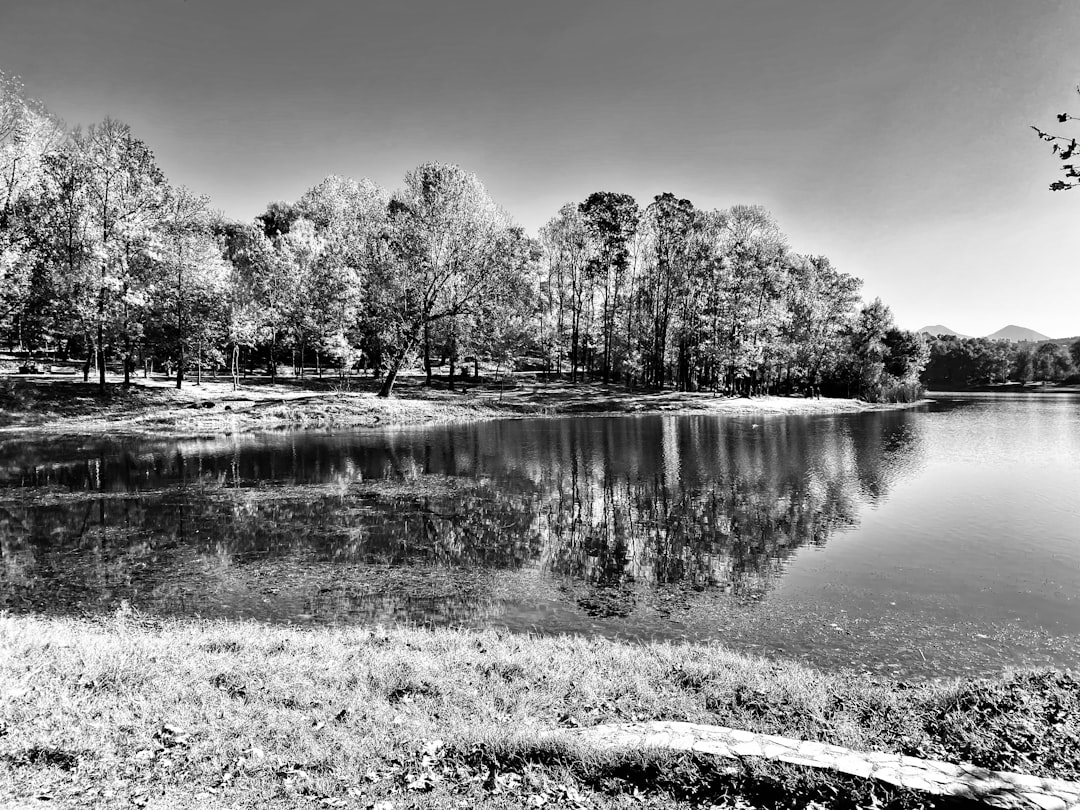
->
[923, 336, 1076, 388]
[1031, 86, 1080, 191]
[0, 75, 930, 399]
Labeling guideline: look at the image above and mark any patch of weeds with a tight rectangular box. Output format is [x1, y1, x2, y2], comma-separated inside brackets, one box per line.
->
[387, 680, 440, 705]
[210, 671, 251, 699]
[5, 745, 81, 771]
[480, 660, 527, 683]
[200, 639, 244, 654]
[917, 669, 1080, 779]
[376, 661, 442, 705]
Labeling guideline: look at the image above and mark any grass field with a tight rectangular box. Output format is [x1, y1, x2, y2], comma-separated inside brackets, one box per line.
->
[2, 614, 1077, 809]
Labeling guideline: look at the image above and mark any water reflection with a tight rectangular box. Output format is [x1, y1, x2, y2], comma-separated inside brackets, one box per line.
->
[1, 410, 921, 629]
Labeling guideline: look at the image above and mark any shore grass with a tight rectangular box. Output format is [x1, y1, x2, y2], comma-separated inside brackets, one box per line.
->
[0, 374, 921, 438]
[2, 615, 1077, 809]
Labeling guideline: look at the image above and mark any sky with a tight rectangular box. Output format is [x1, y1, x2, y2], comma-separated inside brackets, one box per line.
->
[1, 0, 1078, 337]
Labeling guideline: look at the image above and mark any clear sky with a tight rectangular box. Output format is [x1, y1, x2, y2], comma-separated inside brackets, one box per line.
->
[2, 0, 1078, 337]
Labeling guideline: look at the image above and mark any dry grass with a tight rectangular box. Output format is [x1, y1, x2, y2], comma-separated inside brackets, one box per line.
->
[0, 375, 541, 438]
[0, 374, 920, 439]
[2, 615, 1077, 809]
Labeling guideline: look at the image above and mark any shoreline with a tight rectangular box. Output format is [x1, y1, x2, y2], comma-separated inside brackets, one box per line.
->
[2, 614, 1077, 810]
[0, 375, 928, 439]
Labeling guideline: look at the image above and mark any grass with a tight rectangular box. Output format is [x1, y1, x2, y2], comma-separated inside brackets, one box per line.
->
[2, 614, 1078, 809]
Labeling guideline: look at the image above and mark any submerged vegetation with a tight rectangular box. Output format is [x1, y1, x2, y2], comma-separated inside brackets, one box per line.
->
[2, 71, 927, 404]
[2, 615, 1078, 809]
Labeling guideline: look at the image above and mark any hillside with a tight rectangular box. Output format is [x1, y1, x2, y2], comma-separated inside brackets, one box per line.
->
[917, 324, 968, 338]
[986, 325, 1051, 342]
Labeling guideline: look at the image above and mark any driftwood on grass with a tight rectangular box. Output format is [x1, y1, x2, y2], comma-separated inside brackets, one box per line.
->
[545, 721, 1080, 810]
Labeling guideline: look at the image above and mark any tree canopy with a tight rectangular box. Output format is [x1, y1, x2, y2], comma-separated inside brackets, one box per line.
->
[0, 73, 932, 402]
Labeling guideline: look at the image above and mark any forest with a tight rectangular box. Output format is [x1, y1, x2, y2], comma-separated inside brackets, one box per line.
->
[1, 72, 930, 402]
[923, 335, 1080, 388]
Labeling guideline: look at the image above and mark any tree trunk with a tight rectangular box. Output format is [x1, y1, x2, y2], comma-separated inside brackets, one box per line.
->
[270, 333, 277, 382]
[97, 322, 106, 393]
[378, 325, 422, 398]
[176, 342, 184, 389]
[377, 357, 402, 397]
[423, 323, 432, 386]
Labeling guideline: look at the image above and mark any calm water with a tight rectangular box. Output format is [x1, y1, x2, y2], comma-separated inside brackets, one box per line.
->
[2, 393, 1079, 678]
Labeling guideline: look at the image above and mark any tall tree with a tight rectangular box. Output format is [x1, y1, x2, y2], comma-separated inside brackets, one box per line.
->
[579, 192, 639, 383]
[0, 71, 64, 340]
[640, 193, 694, 388]
[69, 119, 167, 391]
[151, 186, 225, 388]
[374, 163, 511, 397]
[712, 205, 786, 394]
[538, 204, 589, 380]
[783, 255, 862, 395]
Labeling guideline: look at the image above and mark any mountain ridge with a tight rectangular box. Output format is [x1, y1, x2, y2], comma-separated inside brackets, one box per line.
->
[917, 324, 1058, 342]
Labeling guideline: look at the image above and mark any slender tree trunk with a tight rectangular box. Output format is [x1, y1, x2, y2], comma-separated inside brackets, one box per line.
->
[123, 333, 131, 387]
[176, 342, 185, 389]
[97, 322, 106, 393]
[423, 323, 432, 386]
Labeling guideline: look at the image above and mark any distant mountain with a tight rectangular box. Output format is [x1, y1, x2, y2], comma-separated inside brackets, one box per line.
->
[986, 325, 1051, 342]
[917, 325, 969, 338]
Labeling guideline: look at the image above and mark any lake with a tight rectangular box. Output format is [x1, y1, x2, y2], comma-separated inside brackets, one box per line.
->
[2, 392, 1078, 678]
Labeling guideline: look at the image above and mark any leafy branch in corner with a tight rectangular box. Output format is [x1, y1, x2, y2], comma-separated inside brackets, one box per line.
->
[1031, 85, 1080, 190]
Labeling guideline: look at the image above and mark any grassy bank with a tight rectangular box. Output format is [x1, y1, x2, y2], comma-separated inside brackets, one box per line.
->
[2, 615, 1077, 809]
[0, 375, 923, 438]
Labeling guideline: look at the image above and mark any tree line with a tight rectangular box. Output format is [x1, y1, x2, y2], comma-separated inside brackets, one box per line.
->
[923, 335, 1080, 388]
[1, 72, 928, 401]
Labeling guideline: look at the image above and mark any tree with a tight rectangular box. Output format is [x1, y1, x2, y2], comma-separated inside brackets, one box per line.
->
[538, 204, 590, 381]
[640, 193, 694, 388]
[150, 186, 226, 388]
[295, 175, 387, 376]
[1033, 341, 1073, 382]
[783, 255, 862, 395]
[374, 163, 512, 398]
[1012, 346, 1035, 383]
[839, 299, 926, 402]
[578, 191, 639, 383]
[0, 72, 64, 342]
[711, 205, 786, 394]
[68, 119, 167, 391]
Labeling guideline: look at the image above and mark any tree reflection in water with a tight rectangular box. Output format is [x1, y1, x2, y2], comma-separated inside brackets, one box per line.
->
[0, 411, 920, 630]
